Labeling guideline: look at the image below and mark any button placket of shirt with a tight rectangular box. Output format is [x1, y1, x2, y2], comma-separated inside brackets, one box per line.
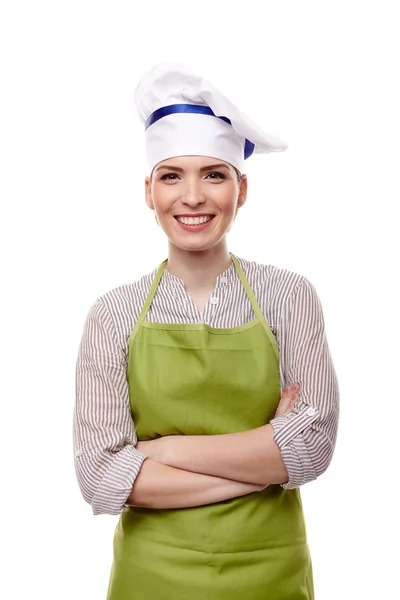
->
[204, 277, 228, 324]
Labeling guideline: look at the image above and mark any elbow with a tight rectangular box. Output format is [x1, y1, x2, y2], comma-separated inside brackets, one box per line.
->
[309, 433, 336, 480]
[74, 459, 99, 509]
[75, 464, 119, 516]
[74, 446, 144, 516]
[281, 429, 336, 488]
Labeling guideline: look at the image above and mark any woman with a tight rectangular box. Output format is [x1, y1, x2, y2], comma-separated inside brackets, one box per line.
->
[74, 63, 339, 599]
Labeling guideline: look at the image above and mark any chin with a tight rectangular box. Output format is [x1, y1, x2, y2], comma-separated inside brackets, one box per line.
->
[169, 238, 225, 253]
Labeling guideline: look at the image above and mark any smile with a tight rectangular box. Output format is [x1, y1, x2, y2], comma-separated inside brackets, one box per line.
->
[175, 215, 214, 225]
[174, 214, 215, 232]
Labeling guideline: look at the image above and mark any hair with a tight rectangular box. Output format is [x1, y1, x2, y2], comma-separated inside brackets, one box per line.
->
[233, 167, 243, 183]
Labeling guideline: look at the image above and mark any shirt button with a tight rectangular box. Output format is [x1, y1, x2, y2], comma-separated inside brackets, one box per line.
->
[210, 296, 219, 305]
[220, 276, 228, 284]
[306, 407, 316, 417]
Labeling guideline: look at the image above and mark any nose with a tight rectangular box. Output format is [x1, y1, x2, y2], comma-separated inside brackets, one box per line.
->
[181, 180, 206, 207]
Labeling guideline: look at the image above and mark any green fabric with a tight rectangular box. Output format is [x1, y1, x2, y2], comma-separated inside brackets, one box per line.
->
[107, 254, 314, 599]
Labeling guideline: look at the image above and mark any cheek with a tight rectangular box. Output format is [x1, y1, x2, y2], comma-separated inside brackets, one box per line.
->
[211, 189, 238, 215]
[152, 187, 175, 213]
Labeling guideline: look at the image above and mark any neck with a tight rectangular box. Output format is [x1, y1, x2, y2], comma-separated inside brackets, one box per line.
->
[166, 241, 232, 291]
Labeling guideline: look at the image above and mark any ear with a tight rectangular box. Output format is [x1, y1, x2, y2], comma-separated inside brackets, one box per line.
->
[238, 174, 248, 208]
[145, 176, 154, 210]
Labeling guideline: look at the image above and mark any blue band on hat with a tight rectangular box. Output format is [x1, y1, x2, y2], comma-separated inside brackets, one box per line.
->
[145, 103, 255, 160]
[244, 139, 255, 160]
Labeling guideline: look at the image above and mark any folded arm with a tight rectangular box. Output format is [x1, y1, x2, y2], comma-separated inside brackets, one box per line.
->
[137, 386, 299, 486]
[74, 298, 263, 516]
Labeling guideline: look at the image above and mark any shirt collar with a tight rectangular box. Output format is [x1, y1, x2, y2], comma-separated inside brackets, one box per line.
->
[161, 260, 236, 290]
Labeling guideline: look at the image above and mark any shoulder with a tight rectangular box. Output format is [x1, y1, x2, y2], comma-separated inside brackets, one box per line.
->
[85, 266, 159, 336]
[235, 256, 322, 336]
[234, 255, 310, 301]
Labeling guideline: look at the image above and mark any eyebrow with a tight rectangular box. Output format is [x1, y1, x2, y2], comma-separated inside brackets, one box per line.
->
[155, 163, 230, 173]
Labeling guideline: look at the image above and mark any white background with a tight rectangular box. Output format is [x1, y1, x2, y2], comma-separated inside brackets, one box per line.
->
[1, 1, 399, 598]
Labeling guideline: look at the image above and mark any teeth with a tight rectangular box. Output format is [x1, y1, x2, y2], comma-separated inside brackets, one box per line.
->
[176, 215, 213, 225]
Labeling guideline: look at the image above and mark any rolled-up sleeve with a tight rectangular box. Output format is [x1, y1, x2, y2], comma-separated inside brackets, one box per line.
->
[270, 278, 339, 488]
[74, 298, 147, 515]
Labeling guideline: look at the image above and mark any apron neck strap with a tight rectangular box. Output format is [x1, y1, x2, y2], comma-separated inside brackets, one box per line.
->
[229, 254, 263, 320]
[132, 259, 168, 338]
[230, 254, 279, 361]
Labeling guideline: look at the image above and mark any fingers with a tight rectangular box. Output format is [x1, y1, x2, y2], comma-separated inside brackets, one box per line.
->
[282, 383, 300, 392]
[289, 383, 300, 404]
[273, 383, 301, 418]
[282, 384, 300, 401]
[288, 383, 300, 393]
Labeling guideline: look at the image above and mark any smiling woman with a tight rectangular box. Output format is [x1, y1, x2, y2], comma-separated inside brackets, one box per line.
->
[74, 62, 339, 600]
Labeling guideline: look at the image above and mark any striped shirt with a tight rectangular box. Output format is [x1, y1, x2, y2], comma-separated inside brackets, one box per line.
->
[74, 256, 339, 516]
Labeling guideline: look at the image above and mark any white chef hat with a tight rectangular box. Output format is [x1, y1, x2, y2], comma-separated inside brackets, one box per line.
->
[134, 62, 287, 174]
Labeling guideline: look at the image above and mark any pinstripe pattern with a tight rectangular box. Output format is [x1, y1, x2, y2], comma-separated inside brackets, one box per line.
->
[74, 256, 339, 515]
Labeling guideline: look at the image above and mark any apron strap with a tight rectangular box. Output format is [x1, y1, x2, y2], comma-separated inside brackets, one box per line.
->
[129, 259, 168, 344]
[230, 254, 279, 362]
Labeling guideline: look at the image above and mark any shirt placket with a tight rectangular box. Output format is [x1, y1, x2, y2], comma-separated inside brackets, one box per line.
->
[203, 275, 229, 325]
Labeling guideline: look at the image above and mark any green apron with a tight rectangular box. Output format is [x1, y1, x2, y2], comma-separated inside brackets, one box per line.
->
[107, 254, 314, 599]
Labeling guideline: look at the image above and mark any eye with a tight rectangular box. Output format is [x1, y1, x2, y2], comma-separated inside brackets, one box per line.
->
[160, 173, 180, 181]
[205, 171, 226, 181]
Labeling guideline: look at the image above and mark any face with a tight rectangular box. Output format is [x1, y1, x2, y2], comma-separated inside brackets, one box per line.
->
[145, 156, 247, 253]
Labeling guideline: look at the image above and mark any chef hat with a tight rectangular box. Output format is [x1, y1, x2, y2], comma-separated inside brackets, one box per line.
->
[134, 62, 287, 173]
